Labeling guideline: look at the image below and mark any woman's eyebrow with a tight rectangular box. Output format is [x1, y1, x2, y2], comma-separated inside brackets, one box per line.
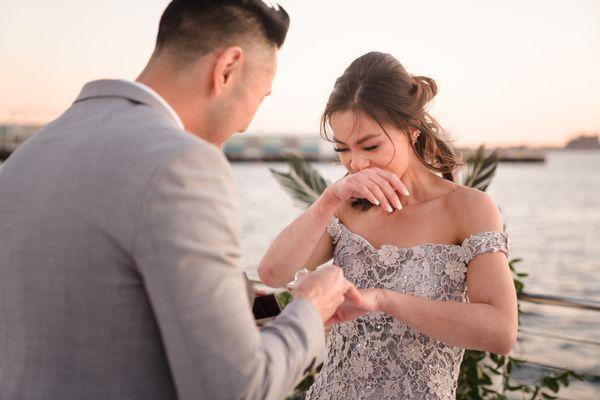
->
[333, 133, 380, 145]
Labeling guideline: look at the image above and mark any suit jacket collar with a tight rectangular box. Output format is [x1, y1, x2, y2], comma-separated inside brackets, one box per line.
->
[74, 79, 181, 129]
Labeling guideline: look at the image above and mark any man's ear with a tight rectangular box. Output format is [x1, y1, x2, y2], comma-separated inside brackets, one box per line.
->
[211, 46, 244, 96]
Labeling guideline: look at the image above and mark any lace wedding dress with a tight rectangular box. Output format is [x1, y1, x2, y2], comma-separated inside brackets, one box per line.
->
[305, 217, 510, 400]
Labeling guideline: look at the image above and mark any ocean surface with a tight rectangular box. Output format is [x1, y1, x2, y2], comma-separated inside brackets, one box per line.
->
[233, 150, 599, 399]
[1, 150, 598, 398]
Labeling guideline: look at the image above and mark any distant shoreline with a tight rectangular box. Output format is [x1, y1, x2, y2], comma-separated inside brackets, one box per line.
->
[6, 148, 600, 165]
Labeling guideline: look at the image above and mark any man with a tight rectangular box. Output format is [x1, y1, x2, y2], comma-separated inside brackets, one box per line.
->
[0, 1, 364, 399]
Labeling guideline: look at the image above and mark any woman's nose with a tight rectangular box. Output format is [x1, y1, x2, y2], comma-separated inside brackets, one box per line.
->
[350, 156, 369, 172]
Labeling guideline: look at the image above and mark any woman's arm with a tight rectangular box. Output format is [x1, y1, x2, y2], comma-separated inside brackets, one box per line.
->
[258, 187, 341, 287]
[377, 250, 518, 354]
[258, 168, 408, 288]
[334, 251, 518, 354]
[380, 190, 518, 354]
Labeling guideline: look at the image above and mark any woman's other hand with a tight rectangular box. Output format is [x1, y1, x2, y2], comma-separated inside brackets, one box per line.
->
[326, 287, 382, 325]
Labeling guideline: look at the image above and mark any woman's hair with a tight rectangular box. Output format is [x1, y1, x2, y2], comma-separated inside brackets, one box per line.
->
[320, 52, 462, 210]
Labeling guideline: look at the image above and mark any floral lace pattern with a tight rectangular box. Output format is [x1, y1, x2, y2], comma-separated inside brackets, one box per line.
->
[306, 217, 510, 400]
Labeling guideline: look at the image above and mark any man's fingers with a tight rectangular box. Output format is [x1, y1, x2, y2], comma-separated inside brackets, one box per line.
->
[329, 266, 351, 302]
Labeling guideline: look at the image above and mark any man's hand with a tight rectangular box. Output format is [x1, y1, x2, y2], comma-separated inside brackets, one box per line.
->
[325, 287, 381, 325]
[292, 265, 353, 322]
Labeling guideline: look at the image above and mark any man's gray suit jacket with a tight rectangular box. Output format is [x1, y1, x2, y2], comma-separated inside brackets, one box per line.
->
[0, 80, 325, 400]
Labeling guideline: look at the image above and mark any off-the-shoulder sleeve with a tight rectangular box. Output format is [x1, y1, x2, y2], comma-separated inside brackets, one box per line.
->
[326, 216, 343, 244]
[461, 231, 511, 264]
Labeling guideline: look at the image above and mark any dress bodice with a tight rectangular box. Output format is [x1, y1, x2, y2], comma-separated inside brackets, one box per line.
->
[306, 217, 510, 400]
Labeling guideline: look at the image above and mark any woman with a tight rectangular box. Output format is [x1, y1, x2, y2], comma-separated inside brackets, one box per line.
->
[258, 52, 518, 400]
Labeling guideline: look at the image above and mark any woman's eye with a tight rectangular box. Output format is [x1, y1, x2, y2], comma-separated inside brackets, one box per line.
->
[364, 145, 379, 151]
[333, 147, 349, 153]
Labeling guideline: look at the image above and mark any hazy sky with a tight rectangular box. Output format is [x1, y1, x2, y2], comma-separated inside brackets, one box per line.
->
[1, 0, 599, 146]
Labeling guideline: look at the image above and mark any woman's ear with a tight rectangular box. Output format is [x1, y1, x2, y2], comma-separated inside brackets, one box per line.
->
[211, 46, 244, 96]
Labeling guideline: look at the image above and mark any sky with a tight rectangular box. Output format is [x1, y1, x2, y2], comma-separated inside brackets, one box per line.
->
[0, 0, 599, 147]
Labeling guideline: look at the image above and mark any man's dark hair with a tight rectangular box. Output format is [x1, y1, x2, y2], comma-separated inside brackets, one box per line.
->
[155, 0, 290, 60]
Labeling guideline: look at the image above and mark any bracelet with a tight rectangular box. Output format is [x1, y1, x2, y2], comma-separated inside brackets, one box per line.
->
[290, 268, 310, 290]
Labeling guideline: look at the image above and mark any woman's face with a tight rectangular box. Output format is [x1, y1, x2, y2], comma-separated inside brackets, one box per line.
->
[330, 110, 415, 178]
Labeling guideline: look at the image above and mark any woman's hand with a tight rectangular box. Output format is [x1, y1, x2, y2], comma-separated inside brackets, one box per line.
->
[326, 287, 382, 325]
[327, 167, 409, 213]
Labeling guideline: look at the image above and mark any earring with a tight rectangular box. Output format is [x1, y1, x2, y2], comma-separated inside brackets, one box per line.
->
[412, 131, 421, 144]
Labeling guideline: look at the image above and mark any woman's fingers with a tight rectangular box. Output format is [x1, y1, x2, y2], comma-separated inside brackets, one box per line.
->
[373, 168, 410, 196]
[348, 181, 380, 206]
[365, 172, 402, 210]
[369, 182, 395, 212]
[339, 167, 409, 211]
[354, 178, 393, 212]
[344, 284, 363, 303]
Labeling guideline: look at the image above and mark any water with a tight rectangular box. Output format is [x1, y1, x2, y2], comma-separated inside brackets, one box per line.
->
[2, 150, 598, 397]
[233, 150, 599, 399]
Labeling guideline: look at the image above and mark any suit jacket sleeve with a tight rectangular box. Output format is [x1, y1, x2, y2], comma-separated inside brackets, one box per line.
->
[131, 140, 325, 400]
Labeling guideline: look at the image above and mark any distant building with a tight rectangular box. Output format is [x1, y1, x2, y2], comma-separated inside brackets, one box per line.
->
[564, 134, 600, 150]
[496, 147, 546, 163]
[0, 124, 41, 160]
[1, 127, 337, 163]
[0, 124, 41, 151]
[224, 134, 335, 161]
[458, 146, 546, 163]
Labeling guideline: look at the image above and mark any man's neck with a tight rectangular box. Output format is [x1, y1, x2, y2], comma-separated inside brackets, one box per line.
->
[136, 56, 226, 148]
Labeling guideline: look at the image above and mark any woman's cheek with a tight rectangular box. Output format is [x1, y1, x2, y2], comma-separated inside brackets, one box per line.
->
[339, 153, 351, 167]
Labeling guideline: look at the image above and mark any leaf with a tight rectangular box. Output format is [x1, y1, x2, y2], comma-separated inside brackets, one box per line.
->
[484, 365, 501, 375]
[269, 154, 330, 209]
[509, 356, 526, 365]
[506, 383, 526, 391]
[288, 155, 330, 195]
[542, 377, 560, 392]
[509, 258, 524, 264]
[277, 291, 292, 309]
[513, 280, 524, 293]
[541, 394, 558, 400]
[461, 145, 499, 192]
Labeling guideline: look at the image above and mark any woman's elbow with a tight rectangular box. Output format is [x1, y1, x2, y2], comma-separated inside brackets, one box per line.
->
[257, 264, 282, 288]
[490, 326, 518, 355]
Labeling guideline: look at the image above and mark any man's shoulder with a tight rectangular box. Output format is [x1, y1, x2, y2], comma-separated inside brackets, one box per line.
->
[154, 133, 231, 177]
[81, 99, 227, 171]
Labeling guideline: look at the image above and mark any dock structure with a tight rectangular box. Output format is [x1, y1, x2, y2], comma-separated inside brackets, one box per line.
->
[224, 135, 549, 163]
[224, 134, 335, 162]
[1, 127, 553, 164]
[458, 146, 547, 163]
[496, 148, 547, 163]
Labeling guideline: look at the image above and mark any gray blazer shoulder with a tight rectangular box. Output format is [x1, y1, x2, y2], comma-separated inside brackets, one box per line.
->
[0, 79, 325, 400]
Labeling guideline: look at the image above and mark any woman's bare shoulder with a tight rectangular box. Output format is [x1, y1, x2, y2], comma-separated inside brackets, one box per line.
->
[445, 185, 504, 239]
